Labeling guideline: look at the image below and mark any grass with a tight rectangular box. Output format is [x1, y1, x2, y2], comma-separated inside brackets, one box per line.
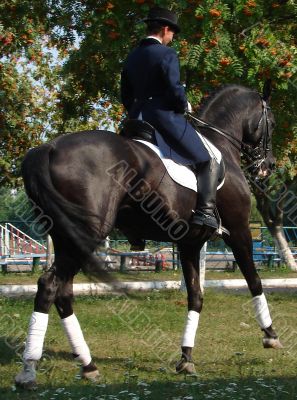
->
[0, 265, 296, 285]
[0, 289, 297, 399]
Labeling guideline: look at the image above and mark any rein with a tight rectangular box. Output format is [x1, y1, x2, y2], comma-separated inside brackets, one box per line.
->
[187, 112, 243, 153]
[187, 97, 271, 167]
[252, 99, 271, 170]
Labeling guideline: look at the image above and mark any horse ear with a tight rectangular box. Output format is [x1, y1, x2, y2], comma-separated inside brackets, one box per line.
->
[262, 79, 272, 102]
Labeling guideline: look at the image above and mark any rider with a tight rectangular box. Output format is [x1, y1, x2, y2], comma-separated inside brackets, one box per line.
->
[120, 6, 221, 230]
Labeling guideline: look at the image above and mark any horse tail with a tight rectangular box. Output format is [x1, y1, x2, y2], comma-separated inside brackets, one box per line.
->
[21, 142, 114, 283]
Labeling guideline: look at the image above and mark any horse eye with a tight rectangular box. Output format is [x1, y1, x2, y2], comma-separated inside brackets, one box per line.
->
[270, 121, 275, 129]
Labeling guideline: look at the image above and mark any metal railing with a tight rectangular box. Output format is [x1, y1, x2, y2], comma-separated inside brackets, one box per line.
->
[0, 223, 46, 257]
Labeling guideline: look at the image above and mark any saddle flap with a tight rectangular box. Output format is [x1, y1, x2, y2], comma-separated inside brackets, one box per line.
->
[120, 119, 156, 142]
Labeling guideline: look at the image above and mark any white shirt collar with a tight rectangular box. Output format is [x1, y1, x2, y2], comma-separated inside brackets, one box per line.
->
[146, 36, 162, 44]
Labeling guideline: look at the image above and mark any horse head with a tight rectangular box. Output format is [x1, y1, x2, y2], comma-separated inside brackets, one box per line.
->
[242, 79, 276, 179]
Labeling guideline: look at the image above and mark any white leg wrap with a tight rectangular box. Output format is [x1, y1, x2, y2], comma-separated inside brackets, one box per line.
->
[23, 312, 49, 361]
[181, 310, 200, 348]
[252, 293, 272, 329]
[61, 313, 92, 366]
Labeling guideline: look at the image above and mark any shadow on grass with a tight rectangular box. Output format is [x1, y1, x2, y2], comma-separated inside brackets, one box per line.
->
[0, 338, 18, 363]
[1, 376, 297, 400]
[0, 334, 166, 372]
[0, 337, 77, 366]
[2, 336, 297, 399]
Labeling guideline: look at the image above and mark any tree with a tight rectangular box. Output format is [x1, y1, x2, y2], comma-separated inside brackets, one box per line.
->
[54, 0, 297, 268]
[1, 1, 297, 182]
[254, 172, 297, 270]
[56, 0, 297, 180]
[1, 0, 296, 265]
[0, 1, 61, 185]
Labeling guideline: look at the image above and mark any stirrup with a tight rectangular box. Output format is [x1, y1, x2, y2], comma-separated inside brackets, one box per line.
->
[212, 208, 230, 238]
[191, 210, 218, 229]
[191, 208, 230, 238]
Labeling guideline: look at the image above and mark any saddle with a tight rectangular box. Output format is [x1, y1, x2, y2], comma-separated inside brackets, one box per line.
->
[119, 119, 157, 144]
[120, 119, 225, 187]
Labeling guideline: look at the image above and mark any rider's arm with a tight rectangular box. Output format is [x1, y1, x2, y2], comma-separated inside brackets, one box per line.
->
[161, 49, 188, 114]
[120, 68, 134, 113]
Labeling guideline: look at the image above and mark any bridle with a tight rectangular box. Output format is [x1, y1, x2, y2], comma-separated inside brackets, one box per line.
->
[248, 98, 272, 171]
[187, 95, 272, 171]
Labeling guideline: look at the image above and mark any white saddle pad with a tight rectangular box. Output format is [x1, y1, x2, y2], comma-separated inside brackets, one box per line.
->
[136, 135, 224, 192]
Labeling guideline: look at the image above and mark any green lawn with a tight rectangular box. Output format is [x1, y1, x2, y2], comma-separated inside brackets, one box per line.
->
[0, 290, 297, 399]
[0, 265, 296, 285]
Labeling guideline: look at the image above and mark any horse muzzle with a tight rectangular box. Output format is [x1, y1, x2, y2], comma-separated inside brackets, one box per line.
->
[257, 156, 276, 178]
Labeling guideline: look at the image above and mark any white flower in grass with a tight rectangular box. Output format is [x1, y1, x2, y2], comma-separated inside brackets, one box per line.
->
[137, 381, 149, 387]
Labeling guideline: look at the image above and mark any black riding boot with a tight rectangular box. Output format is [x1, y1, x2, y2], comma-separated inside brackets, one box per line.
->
[191, 159, 220, 229]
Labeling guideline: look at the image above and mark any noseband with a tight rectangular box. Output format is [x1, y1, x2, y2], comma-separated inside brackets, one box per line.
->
[187, 95, 271, 169]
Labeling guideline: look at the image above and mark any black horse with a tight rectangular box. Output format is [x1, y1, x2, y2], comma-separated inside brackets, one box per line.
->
[16, 83, 282, 387]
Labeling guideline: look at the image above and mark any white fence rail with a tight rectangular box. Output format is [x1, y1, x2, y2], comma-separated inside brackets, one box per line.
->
[0, 223, 46, 257]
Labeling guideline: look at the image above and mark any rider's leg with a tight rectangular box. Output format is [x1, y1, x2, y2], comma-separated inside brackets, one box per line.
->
[191, 158, 220, 229]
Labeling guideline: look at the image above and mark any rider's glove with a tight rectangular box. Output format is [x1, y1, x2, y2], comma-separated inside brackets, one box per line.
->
[187, 101, 192, 113]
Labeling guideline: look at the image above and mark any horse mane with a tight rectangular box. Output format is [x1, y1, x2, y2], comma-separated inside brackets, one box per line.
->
[197, 84, 260, 126]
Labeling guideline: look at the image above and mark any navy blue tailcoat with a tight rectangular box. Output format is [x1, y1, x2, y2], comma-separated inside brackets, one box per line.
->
[120, 38, 210, 165]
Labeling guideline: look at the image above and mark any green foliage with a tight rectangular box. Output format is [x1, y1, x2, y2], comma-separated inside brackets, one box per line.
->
[0, 187, 31, 222]
[0, 0, 297, 186]
[250, 195, 264, 223]
[0, 1, 60, 185]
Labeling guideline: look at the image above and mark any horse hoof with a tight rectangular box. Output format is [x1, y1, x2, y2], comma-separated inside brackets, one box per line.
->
[81, 369, 100, 381]
[176, 358, 196, 375]
[81, 363, 100, 381]
[263, 337, 284, 349]
[15, 360, 37, 389]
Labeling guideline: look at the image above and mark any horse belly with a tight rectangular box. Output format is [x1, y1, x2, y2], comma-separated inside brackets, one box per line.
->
[117, 171, 196, 242]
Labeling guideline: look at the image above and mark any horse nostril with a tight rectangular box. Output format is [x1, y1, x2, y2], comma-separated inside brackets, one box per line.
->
[270, 161, 276, 170]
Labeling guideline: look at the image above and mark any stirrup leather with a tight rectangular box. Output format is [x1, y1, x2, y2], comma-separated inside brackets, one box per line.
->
[214, 207, 230, 237]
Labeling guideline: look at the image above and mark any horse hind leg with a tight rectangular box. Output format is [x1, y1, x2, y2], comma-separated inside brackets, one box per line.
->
[54, 276, 99, 381]
[15, 266, 59, 389]
[15, 258, 99, 388]
[176, 243, 203, 375]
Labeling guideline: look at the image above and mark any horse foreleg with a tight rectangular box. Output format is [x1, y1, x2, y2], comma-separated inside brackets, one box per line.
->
[225, 228, 283, 349]
[54, 278, 99, 381]
[176, 244, 203, 375]
[252, 293, 283, 349]
[15, 267, 59, 388]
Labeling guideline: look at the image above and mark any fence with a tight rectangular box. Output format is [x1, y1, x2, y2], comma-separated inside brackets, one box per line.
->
[108, 226, 297, 270]
[0, 222, 296, 273]
[109, 226, 297, 253]
[0, 223, 46, 257]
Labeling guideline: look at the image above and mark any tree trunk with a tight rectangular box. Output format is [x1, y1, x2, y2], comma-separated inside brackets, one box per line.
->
[254, 187, 297, 271]
[45, 235, 54, 271]
[271, 225, 297, 271]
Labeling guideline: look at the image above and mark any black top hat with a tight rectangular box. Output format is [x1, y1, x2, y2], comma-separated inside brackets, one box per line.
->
[142, 7, 180, 33]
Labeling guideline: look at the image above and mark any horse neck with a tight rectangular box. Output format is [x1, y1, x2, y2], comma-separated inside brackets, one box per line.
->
[197, 90, 256, 160]
[199, 101, 244, 144]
